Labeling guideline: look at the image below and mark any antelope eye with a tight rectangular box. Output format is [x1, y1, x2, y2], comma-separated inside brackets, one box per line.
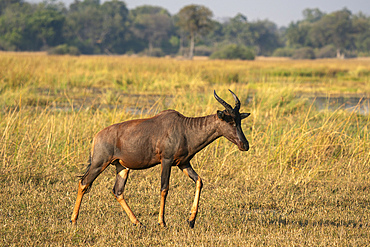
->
[223, 115, 234, 123]
[230, 121, 236, 127]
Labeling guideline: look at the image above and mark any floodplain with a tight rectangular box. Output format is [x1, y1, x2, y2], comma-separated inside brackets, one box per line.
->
[0, 52, 369, 246]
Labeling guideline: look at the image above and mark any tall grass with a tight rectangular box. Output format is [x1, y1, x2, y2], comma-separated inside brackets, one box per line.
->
[0, 52, 369, 246]
[0, 52, 369, 108]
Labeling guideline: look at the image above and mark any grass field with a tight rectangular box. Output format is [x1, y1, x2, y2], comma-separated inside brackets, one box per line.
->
[1, 52, 370, 246]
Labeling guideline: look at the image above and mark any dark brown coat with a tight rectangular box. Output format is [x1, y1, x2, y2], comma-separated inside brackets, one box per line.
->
[71, 90, 250, 228]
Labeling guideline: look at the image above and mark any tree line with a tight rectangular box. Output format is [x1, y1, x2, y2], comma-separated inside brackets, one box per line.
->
[1, 0, 369, 59]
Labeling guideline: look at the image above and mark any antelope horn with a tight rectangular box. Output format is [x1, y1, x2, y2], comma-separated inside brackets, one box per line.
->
[228, 89, 240, 112]
[214, 90, 233, 113]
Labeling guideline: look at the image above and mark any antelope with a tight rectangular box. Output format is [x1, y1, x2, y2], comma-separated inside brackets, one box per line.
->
[70, 90, 250, 228]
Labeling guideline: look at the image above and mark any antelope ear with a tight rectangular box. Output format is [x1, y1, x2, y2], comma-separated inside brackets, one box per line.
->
[240, 113, 251, 120]
[217, 110, 225, 120]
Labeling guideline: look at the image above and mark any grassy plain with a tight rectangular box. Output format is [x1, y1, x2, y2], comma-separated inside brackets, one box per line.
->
[0, 52, 370, 246]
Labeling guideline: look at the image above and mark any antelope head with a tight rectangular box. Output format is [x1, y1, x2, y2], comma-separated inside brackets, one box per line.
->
[214, 90, 250, 151]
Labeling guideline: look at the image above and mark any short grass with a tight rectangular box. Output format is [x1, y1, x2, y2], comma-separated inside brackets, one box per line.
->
[0, 52, 369, 246]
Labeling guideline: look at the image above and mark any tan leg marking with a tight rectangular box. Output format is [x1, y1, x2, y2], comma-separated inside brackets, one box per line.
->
[189, 177, 202, 222]
[113, 168, 141, 225]
[71, 180, 88, 225]
[158, 186, 169, 227]
[182, 167, 203, 226]
[115, 194, 141, 225]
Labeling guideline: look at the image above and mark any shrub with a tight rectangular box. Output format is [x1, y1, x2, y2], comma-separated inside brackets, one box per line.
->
[343, 50, 357, 58]
[140, 48, 165, 57]
[316, 45, 336, 58]
[150, 48, 165, 57]
[210, 44, 255, 60]
[292, 47, 315, 59]
[48, 44, 81, 56]
[68, 46, 81, 56]
[272, 47, 295, 57]
[194, 45, 213, 56]
[48, 44, 69, 55]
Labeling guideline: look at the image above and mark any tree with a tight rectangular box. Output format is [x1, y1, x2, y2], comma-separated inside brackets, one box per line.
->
[130, 5, 172, 56]
[27, 2, 65, 49]
[203, 19, 223, 45]
[249, 20, 281, 55]
[352, 12, 370, 55]
[302, 8, 324, 23]
[0, 1, 32, 50]
[309, 9, 353, 58]
[283, 9, 325, 49]
[0, 0, 22, 14]
[177, 5, 213, 59]
[0, 0, 65, 51]
[64, 0, 105, 54]
[100, 0, 129, 54]
[223, 13, 253, 46]
[285, 21, 311, 47]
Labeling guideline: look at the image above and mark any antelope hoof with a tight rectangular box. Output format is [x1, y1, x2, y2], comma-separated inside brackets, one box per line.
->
[133, 222, 145, 228]
[187, 219, 195, 229]
[70, 220, 77, 227]
[158, 222, 167, 228]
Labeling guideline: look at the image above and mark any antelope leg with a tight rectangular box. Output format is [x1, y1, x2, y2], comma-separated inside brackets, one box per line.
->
[179, 163, 203, 228]
[158, 158, 172, 227]
[71, 159, 110, 225]
[70, 180, 88, 225]
[113, 162, 141, 226]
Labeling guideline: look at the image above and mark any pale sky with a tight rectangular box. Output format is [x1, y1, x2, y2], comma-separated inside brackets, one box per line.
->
[27, 0, 369, 27]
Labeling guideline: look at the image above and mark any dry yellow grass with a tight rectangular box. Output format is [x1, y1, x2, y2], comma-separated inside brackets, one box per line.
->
[0, 52, 369, 246]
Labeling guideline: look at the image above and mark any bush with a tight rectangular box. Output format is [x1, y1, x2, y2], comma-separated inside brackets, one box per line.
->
[150, 48, 165, 57]
[48, 44, 80, 56]
[48, 44, 69, 55]
[68, 46, 81, 56]
[194, 45, 213, 56]
[210, 44, 255, 60]
[316, 45, 336, 58]
[140, 48, 165, 57]
[272, 47, 295, 57]
[292, 47, 315, 59]
[343, 50, 357, 58]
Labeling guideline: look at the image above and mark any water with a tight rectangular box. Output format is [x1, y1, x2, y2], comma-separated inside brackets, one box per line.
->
[245, 94, 369, 115]
[309, 96, 369, 115]
[48, 96, 370, 116]
[44, 92, 173, 116]
[27, 88, 370, 116]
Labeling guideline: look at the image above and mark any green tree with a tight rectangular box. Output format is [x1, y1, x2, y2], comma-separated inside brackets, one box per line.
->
[0, 0, 65, 51]
[249, 20, 281, 55]
[223, 14, 253, 46]
[351, 12, 370, 56]
[99, 0, 129, 54]
[284, 9, 325, 48]
[130, 5, 172, 56]
[309, 9, 353, 58]
[0, 1, 32, 50]
[64, 0, 131, 54]
[177, 5, 213, 59]
[0, 0, 22, 14]
[27, 2, 65, 49]
[302, 8, 325, 23]
[203, 19, 224, 45]
[285, 21, 311, 47]
[64, 0, 104, 54]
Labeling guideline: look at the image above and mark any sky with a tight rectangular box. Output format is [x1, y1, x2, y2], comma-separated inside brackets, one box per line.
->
[27, 0, 369, 27]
